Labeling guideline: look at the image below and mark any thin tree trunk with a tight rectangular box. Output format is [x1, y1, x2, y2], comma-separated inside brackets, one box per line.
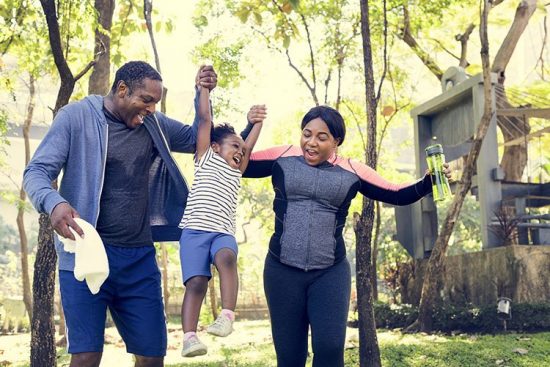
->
[88, 0, 115, 95]
[408, 0, 495, 333]
[30, 214, 57, 367]
[160, 243, 170, 314]
[356, 1, 381, 366]
[143, 0, 171, 313]
[457, 23, 475, 68]
[400, 5, 444, 80]
[55, 286, 67, 347]
[144, 0, 167, 112]
[371, 201, 381, 301]
[18, 74, 35, 322]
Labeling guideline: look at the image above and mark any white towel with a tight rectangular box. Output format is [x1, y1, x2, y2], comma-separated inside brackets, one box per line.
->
[61, 218, 109, 294]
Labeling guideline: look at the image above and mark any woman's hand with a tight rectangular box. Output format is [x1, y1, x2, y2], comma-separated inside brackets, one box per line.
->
[442, 162, 452, 180]
[425, 162, 452, 180]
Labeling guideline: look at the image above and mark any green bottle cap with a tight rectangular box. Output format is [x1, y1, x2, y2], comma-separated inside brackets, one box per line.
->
[425, 144, 443, 156]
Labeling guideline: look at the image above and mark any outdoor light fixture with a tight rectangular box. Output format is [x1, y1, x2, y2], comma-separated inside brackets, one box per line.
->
[497, 297, 512, 320]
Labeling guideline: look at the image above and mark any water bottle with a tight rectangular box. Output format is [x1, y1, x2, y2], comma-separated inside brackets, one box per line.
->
[425, 144, 451, 201]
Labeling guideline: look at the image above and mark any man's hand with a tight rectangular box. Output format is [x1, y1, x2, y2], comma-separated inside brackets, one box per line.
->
[50, 202, 84, 241]
[195, 65, 218, 91]
[247, 104, 267, 124]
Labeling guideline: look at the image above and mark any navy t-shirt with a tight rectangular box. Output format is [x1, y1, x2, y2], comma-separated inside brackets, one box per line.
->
[95, 106, 157, 246]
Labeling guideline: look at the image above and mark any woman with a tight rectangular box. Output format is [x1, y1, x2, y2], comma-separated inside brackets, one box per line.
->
[244, 105, 450, 367]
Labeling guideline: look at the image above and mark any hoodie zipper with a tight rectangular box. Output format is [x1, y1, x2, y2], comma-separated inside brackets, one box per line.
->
[94, 124, 109, 226]
[152, 114, 188, 188]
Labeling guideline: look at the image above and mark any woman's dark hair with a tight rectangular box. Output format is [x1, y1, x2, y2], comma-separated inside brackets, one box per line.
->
[301, 105, 346, 146]
[211, 123, 237, 144]
[110, 61, 162, 95]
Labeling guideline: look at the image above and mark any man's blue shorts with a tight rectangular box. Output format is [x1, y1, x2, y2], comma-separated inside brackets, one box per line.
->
[179, 229, 238, 284]
[59, 245, 166, 357]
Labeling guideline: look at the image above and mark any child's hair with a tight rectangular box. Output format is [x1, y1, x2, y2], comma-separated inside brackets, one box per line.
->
[211, 123, 237, 144]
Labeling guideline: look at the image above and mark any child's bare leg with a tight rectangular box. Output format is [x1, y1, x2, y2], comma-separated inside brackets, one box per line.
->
[181, 276, 209, 332]
[213, 248, 238, 311]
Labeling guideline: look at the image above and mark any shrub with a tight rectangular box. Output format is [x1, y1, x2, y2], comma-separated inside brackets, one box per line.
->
[349, 302, 550, 333]
[373, 302, 417, 329]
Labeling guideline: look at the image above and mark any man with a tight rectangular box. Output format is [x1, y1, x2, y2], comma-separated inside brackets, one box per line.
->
[23, 61, 217, 367]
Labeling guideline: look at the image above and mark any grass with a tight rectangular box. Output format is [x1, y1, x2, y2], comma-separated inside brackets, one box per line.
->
[2, 319, 549, 366]
[361, 330, 550, 367]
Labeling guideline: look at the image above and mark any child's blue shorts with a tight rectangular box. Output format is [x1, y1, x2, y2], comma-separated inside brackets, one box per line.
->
[59, 244, 167, 357]
[179, 228, 238, 284]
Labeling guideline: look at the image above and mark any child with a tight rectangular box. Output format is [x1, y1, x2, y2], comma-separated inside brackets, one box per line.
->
[179, 78, 266, 357]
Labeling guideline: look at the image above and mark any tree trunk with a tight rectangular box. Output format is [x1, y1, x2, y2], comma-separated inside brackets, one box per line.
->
[18, 73, 35, 322]
[208, 266, 218, 320]
[88, 0, 115, 95]
[30, 214, 57, 367]
[40, 0, 75, 114]
[34, 2, 101, 364]
[160, 243, 170, 314]
[492, 0, 537, 181]
[143, 0, 171, 313]
[357, 1, 381, 366]
[409, 0, 495, 333]
[56, 286, 66, 346]
[401, 0, 537, 182]
[144, 0, 167, 112]
[371, 201, 381, 301]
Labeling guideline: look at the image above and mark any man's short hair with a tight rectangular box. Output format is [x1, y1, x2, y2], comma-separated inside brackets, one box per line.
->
[110, 61, 162, 95]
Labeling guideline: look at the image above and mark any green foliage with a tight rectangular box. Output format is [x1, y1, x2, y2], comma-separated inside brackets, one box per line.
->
[367, 301, 550, 333]
[0, 215, 18, 254]
[371, 301, 418, 329]
[111, 0, 147, 66]
[0, 109, 9, 162]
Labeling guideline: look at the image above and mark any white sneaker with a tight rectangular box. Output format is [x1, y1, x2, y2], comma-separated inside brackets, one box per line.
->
[206, 314, 234, 337]
[181, 335, 207, 357]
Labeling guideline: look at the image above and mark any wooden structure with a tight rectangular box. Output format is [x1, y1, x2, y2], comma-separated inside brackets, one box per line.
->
[395, 68, 549, 259]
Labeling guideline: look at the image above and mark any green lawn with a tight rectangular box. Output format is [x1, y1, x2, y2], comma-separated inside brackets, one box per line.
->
[3, 319, 549, 366]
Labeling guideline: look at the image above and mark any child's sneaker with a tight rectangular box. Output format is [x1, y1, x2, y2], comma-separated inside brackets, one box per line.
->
[181, 335, 207, 357]
[206, 313, 234, 337]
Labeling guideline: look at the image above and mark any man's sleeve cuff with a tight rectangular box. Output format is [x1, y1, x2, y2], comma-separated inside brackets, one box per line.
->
[44, 193, 68, 216]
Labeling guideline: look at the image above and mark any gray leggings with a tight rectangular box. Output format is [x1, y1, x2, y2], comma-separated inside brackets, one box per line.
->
[264, 253, 351, 367]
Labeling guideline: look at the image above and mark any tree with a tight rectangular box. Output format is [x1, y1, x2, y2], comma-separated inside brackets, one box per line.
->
[88, 0, 115, 95]
[32, 1, 102, 365]
[0, 0, 58, 325]
[407, 0, 496, 333]
[201, 0, 360, 109]
[15, 74, 35, 322]
[354, 0, 389, 365]
[398, 0, 539, 181]
[143, 0, 171, 313]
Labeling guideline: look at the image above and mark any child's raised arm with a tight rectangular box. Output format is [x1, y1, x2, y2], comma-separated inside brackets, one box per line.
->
[195, 78, 212, 161]
[239, 104, 267, 173]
